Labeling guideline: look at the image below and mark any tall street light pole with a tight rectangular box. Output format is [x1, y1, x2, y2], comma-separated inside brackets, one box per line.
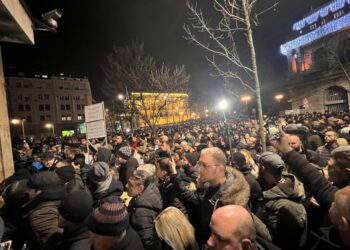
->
[11, 119, 26, 140]
[218, 100, 233, 163]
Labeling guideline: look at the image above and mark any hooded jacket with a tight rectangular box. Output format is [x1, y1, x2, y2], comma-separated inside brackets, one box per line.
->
[92, 177, 124, 207]
[128, 182, 162, 250]
[262, 173, 307, 249]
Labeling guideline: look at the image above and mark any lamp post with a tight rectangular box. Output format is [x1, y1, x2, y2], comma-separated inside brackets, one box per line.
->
[45, 123, 55, 136]
[11, 118, 25, 140]
[218, 100, 233, 162]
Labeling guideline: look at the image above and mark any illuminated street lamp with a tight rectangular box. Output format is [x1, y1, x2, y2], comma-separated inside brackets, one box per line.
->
[117, 93, 125, 101]
[274, 94, 284, 102]
[45, 123, 55, 135]
[11, 118, 26, 139]
[217, 99, 233, 160]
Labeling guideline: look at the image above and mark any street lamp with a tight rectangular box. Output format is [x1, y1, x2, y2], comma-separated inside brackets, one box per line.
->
[45, 123, 55, 135]
[274, 94, 284, 102]
[117, 93, 125, 101]
[217, 99, 233, 162]
[11, 118, 26, 140]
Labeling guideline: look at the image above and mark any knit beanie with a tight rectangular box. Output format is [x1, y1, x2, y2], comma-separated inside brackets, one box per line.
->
[184, 152, 199, 167]
[88, 196, 129, 236]
[116, 146, 132, 160]
[59, 191, 93, 223]
[88, 161, 110, 182]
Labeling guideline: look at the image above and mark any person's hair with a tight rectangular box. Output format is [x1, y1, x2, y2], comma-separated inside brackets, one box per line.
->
[201, 147, 227, 166]
[130, 170, 151, 187]
[155, 207, 198, 250]
[137, 164, 156, 176]
[73, 154, 85, 167]
[333, 152, 350, 179]
[56, 159, 71, 168]
[157, 158, 171, 176]
[240, 149, 253, 166]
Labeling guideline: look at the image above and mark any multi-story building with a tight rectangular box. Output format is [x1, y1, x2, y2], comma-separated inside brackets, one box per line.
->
[280, 0, 350, 112]
[131, 92, 191, 127]
[7, 73, 93, 137]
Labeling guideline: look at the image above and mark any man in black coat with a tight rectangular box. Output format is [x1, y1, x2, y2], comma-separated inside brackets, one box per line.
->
[116, 146, 139, 187]
[126, 170, 162, 250]
[43, 191, 93, 250]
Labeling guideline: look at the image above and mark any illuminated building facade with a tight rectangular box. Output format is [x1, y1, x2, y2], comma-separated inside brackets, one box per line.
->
[280, 0, 350, 112]
[131, 92, 191, 127]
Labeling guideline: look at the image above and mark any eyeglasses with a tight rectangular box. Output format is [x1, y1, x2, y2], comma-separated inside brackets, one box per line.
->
[197, 161, 218, 169]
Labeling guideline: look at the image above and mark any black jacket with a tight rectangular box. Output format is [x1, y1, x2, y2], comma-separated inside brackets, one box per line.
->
[282, 150, 338, 210]
[43, 224, 90, 250]
[119, 158, 139, 187]
[128, 182, 162, 250]
[158, 177, 189, 217]
[112, 227, 144, 250]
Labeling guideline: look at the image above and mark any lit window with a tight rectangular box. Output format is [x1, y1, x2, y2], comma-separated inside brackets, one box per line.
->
[77, 115, 82, 120]
[67, 115, 72, 121]
[61, 115, 66, 121]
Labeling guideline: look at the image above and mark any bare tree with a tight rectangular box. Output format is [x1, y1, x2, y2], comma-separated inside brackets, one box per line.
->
[101, 43, 190, 135]
[184, 0, 277, 152]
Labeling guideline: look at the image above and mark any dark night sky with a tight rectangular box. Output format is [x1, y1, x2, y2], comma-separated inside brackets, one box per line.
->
[2, 0, 329, 105]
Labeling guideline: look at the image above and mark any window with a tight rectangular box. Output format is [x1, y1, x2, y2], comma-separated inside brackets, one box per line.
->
[40, 115, 45, 121]
[16, 82, 21, 88]
[18, 105, 24, 111]
[66, 105, 70, 110]
[39, 105, 44, 111]
[59, 96, 64, 100]
[17, 96, 22, 100]
[45, 105, 50, 111]
[25, 105, 31, 111]
[77, 114, 83, 120]
[77, 104, 81, 110]
[38, 95, 43, 100]
[59, 86, 63, 89]
[75, 87, 79, 90]
[46, 115, 51, 119]
[61, 104, 65, 111]
[61, 115, 66, 121]
[24, 96, 30, 102]
[26, 116, 32, 122]
[44, 94, 49, 100]
[65, 96, 69, 100]
[67, 115, 72, 121]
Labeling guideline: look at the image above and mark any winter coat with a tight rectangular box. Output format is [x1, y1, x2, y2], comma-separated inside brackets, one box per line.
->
[22, 186, 66, 247]
[158, 177, 189, 217]
[261, 174, 307, 249]
[112, 227, 144, 250]
[79, 164, 91, 186]
[282, 150, 338, 210]
[92, 178, 123, 207]
[128, 182, 162, 250]
[119, 158, 139, 187]
[171, 167, 252, 247]
[43, 224, 90, 250]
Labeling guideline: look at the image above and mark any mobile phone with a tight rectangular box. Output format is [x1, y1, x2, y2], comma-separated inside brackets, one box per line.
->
[268, 124, 280, 140]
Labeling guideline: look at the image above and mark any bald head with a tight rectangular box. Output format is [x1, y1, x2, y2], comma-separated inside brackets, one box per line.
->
[207, 205, 257, 250]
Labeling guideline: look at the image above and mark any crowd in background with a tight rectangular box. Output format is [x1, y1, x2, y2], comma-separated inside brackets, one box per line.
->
[1, 110, 350, 250]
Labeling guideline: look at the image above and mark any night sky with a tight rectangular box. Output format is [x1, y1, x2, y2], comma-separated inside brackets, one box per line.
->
[2, 0, 329, 106]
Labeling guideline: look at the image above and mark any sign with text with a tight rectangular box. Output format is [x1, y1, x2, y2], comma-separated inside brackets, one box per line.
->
[86, 120, 107, 139]
[84, 103, 104, 122]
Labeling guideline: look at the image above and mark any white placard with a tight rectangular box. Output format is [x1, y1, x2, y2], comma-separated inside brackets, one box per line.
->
[84, 102, 104, 122]
[86, 120, 107, 139]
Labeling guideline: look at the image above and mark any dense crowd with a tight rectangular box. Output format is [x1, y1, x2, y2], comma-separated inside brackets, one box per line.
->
[2, 111, 350, 250]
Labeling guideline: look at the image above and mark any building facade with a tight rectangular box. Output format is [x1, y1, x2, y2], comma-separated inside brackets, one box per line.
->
[280, 0, 350, 113]
[7, 74, 93, 138]
[131, 92, 191, 127]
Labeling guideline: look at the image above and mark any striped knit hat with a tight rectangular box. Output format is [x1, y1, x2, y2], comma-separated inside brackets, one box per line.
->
[88, 197, 129, 236]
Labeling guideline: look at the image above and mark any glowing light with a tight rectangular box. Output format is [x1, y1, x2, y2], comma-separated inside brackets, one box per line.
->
[45, 123, 53, 129]
[11, 119, 21, 125]
[281, 12, 350, 55]
[218, 100, 229, 110]
[274, 94, 284, 102]
[117, 94, 124, 100]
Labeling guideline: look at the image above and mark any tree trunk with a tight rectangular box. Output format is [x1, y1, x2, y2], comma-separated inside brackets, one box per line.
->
[242, 0, 266, 152]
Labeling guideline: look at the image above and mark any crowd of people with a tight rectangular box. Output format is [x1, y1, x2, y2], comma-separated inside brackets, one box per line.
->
[1, 111, 350, 250]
